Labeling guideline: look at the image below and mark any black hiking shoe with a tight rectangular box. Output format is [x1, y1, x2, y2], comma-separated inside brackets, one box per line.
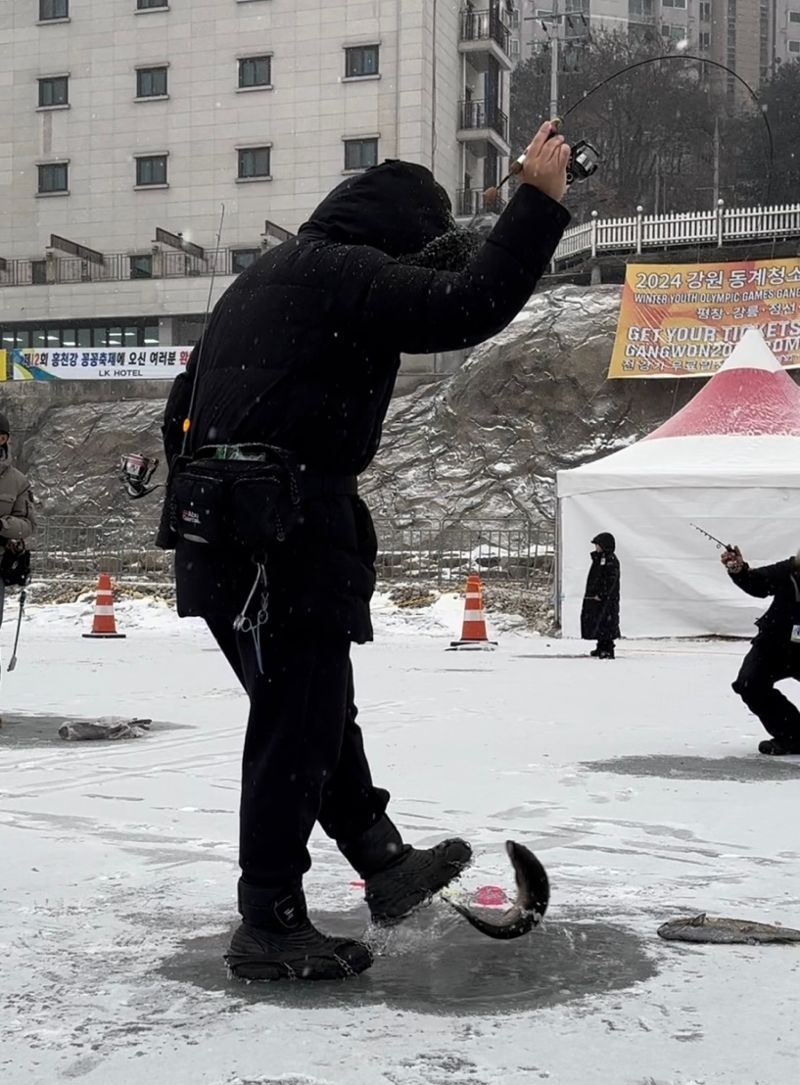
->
[365, 838, 473, 925]
[228, 884, 372, 981]
[225, 920, 372, 981]
[758, 738, 800, 756]
[597, 649, 615, 659]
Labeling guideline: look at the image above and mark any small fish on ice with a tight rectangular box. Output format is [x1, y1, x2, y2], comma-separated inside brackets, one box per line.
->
[658, 912, 800, 945]
[58, 717, 152, 741]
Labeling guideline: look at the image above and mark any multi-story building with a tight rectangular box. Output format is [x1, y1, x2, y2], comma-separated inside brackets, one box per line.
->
[0, 0, 514, 382]
[512, 1, 787, 91]
[772, 0, 800, 66]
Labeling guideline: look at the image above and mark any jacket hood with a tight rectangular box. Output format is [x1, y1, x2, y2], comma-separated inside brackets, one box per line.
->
[592, 532, 616, 553]
[298, 160, 454, 257]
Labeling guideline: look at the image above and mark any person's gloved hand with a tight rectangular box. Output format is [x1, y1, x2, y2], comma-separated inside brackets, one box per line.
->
[520, 120, 571, 203]
[720, 545, 744, 574]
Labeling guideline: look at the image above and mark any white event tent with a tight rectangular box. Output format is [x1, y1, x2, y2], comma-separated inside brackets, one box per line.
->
[556, 329, 800, 638]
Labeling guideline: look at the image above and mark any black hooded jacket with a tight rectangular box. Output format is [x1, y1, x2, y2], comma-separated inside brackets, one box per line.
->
[729, 558, 800, 646]
[581, 533, 621, 641]
[160, 160, 570, 641]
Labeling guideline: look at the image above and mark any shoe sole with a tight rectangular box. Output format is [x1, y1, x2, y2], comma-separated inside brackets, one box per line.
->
[226, 948, 373, 982]
[369, 849, 473, 926]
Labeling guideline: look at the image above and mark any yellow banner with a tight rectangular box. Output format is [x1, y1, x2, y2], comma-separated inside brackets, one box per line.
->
[608, 257, 800, 378]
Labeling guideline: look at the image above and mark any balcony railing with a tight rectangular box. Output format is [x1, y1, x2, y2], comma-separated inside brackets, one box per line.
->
[459, 8, 511, 56]
[459, 99, 509, 143]
[456, 188, 506, 217]
[0, 248, 247, 288]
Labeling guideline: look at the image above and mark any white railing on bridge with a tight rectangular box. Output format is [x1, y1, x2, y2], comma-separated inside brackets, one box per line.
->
[552, 201, 800, 269]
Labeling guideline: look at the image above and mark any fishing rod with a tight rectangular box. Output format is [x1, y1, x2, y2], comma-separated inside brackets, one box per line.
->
[181, 202, 226, 457]
[119, 203, 227, 499]
[486, 53, 774, 205]
[7, 587, 28, 673]
[690, 522, 734, 553]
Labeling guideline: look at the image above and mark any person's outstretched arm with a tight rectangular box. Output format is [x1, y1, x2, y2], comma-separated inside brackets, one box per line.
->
[340, 122, 572, 355]
[721, 547, 789, 598]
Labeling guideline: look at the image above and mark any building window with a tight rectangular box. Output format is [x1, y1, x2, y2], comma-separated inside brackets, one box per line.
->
[661, 0, 686, 8]
[238, 56, 272, 88]
[39, 0, 68, 20]
[628, 0, 654, 17]
[699, 30, 711, 52]
[699, 0, 711, 20]
[344, 138, 378, 171]
[136, 66, 168, 98]
[31, 261, 48, 285]
[345, 45, 380, 78]
[37, 163, 69, 194]
[129, 255, 154, 279]
[38, 76, 69, 107]
[789, 39, 800, 53]
[238, 147, 271, 180]
[136, 154, 168, 186]
[662, 23, 685, 44]
[791, 12, 800, 24]
[137, 0, 169, 8]
[231, 248, 260, 273]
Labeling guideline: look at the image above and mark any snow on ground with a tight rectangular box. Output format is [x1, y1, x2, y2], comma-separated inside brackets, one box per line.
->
[2, 595, 800, 1085]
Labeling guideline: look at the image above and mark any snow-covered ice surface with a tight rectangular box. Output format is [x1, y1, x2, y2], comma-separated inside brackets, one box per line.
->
[2, 596, 800, 1085]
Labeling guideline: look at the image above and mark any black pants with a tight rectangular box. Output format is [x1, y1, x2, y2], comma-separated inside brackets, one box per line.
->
[206, 618, 389, 890]
[732, 640, 800, 745]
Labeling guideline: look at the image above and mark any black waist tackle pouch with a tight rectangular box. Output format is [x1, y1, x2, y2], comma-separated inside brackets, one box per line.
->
[170, 446, 303, 550]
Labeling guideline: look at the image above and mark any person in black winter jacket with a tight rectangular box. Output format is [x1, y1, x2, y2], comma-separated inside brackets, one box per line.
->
[581, 532, 620, 659]
[722, 544, 800, 755]
[158, 122, 572, 981]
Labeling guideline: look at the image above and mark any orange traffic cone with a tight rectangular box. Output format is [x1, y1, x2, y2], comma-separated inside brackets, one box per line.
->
[82, 573, 126, 639]
[447, 574, 497, 651]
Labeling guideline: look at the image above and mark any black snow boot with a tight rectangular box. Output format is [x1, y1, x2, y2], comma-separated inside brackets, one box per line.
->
[341, 816, 473, 926]
[758, 738, 800, 756]
[226, 884, 372, 981]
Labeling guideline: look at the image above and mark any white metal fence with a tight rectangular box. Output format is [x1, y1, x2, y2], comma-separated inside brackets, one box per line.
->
[552, 201, 800, 269]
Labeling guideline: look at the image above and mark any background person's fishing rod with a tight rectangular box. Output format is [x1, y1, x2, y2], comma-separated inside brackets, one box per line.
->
[690, 522, 735, 553]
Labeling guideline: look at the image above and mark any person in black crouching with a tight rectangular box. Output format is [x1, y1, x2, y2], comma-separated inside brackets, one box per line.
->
[581, 532, 620, 660]
[158, 122, 572, 981]
[722, 544, 800, 756]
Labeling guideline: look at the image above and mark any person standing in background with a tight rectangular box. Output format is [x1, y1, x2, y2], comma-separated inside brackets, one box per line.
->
[581, 532, 620, 660]
[0, 412, 36, 694]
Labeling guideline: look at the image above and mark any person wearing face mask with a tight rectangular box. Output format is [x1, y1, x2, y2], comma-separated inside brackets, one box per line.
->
[722, 544, 800, 755]
[157, 121, 572, 981]
[580, 532, 620, 660]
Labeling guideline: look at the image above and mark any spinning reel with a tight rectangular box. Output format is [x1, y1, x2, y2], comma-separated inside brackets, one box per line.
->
[566, 138, 600, 185]
[120, 452, 160, 499]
